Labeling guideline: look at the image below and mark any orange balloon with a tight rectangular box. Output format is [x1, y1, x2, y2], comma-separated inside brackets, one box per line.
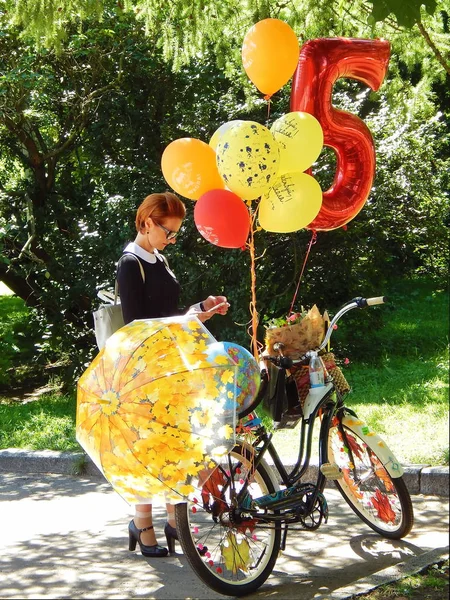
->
[242, 19, 300, 97]
[161, 138, 225, 201]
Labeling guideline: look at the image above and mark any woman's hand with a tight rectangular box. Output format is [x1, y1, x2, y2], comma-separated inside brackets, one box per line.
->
[197, 295, 230, 322]
[203, 295, 229, 313]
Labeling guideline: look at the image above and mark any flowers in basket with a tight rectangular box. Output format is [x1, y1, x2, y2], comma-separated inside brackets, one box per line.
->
[264, 306, 351, 404]
[264, 305, 328, 358]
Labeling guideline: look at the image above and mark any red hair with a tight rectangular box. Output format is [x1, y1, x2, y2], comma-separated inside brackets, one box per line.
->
[135, 192, 186, 233]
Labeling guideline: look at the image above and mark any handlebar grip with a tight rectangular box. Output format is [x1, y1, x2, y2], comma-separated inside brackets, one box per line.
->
[367, 296, 387, 306]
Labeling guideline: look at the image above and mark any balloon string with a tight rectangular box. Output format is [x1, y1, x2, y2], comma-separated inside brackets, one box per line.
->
[247, 207, 262, 360]
[288, 230, 317, 317]
[264, 95, 272, 122]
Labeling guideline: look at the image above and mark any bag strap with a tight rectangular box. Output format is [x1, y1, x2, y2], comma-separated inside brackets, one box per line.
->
[113, 253, 145, 304]
[98, 290, 116, 303]
[159, 253, 170, 269]
[123, 252, 145, 282]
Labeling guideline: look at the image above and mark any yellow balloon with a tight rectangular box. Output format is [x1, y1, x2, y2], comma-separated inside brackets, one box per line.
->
[270, 112, 324, 175]
[259, 172, 322, 233]
[161, 138, 225, 201]
[216, 121, 280, 201]
[209, 120, 243, 151]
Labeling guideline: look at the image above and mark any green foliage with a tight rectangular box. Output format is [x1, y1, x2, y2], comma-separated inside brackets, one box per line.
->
[1, 278, 447, 467]
[2, 1, 449, 85]
[0, 4, 448, 382]
[332, 277, 449, 465]
[0, 391, 78, 451]
[355, 560, 449, 599]
[345, 348, 449, 465]
[335, 276, 449, 361]
[369, 0, 437, 27]
[0, 295, 41, 387]
[0, 12, 248, 379]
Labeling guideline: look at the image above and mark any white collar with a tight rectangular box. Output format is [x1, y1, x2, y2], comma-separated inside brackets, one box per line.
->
[123, 242, 164, 265]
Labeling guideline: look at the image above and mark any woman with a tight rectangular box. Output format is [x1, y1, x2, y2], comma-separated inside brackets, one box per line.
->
[117, 191, 229, 558]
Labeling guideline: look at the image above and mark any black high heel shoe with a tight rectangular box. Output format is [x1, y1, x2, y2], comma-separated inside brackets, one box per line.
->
[164, 522, 178, 553]
[164, 522, 208, 556]
[128, 520, 168, 557]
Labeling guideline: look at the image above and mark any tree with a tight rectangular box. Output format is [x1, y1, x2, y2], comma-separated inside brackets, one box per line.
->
[3, 0, 448, 74]
[0, 1, 448, 384]
[0, 11, 250, 379]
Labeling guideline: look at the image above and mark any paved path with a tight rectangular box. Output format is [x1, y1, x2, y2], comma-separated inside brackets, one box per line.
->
[1, 472, 448, 599]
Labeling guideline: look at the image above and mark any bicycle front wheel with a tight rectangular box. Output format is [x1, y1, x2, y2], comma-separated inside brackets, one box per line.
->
[175, 443, 282, 597]
[327, 420, 414, 539]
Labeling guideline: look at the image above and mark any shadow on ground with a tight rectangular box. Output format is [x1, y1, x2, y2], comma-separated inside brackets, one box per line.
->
[1, 473, 448, 599]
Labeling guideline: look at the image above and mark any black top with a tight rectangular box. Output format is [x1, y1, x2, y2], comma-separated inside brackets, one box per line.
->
[117, 244, 183, 325]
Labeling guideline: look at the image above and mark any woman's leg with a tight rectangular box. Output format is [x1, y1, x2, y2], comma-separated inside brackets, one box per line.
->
[166, 503, 176, 528]
[133, 504, 158, 546]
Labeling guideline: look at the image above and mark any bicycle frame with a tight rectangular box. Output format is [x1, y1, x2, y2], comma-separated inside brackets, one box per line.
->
[232, 295, 404, 520]
[234, 382, 338, 514]
[174, 295, 414, 598]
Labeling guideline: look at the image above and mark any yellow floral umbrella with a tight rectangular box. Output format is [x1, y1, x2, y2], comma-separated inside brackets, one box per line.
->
[76, 316, 238, 504]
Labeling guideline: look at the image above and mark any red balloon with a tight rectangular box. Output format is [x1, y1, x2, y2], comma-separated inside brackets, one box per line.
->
[194, 189, 250, 248]
[290, 38, 390, 231]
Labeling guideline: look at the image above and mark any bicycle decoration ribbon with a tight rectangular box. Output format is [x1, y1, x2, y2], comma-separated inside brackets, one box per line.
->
[76, 316, 244, 504]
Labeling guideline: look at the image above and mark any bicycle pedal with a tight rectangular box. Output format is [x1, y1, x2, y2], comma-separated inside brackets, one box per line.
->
[320, 463, 343, 480]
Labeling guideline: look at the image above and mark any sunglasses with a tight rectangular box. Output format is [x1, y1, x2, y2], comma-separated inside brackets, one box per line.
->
[154, 221, 179, 240]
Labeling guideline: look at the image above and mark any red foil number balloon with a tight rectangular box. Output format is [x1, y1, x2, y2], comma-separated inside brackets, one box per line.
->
[290, 38, 390, 231]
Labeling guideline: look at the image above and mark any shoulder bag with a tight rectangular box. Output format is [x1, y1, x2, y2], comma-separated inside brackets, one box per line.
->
[93, 254, 145, 350]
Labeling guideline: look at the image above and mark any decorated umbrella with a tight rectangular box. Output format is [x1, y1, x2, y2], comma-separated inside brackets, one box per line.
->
[76, 316, 240, 504]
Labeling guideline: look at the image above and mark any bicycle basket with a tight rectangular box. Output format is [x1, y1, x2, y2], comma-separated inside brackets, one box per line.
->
[290, 352, 351, 408]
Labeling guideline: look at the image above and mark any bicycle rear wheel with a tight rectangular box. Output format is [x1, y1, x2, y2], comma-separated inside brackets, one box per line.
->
[175, 443, 282, 597]
[326, 420, 414, 539]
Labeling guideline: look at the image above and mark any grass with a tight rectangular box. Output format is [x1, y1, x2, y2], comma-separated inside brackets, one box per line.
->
[0, 391, 79, 452]
[272, 278, 449, 467]
[339, 350, 449, 466]
[352, 558, 449, 600]
[0, 276, 448, 464]
[339, 279, 449, 466]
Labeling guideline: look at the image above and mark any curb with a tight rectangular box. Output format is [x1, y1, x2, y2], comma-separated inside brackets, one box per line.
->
[313, 545, 449, 599]
[0, 448, 103, 479]
[0, 448, 448, 497]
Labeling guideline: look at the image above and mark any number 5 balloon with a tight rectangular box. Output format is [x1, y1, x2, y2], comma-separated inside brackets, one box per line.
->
[291, 38, 390, 231]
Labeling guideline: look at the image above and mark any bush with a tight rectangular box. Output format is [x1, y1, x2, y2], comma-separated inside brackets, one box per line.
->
[0, 295, 42, 389]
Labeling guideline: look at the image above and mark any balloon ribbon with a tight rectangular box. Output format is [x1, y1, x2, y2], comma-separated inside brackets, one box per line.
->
[264, 95, 272, 123]
[247, 207, 262, 360]
[288, 230, 317, 317]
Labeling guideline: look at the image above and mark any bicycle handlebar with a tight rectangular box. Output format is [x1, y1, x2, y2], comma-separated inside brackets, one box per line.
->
[264, 295, 387, 368]
[352, 296, 387, 308]
[367, 296, 386, 306]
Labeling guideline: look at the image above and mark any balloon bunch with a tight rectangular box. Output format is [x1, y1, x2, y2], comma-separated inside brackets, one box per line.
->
[161, 19, 324, 245]
[160, 18, 324, 357]
[290, 38, 391, 231]
[161, 113, 324, 244]
[160, 20, 391, 356]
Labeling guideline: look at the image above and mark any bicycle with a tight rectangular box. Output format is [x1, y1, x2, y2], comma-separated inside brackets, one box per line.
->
[174, 296, 414, 597]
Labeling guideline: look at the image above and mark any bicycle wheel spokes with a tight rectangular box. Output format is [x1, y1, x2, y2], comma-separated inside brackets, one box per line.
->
[175, 445, 281, 596]
[328, 423, 413, 538]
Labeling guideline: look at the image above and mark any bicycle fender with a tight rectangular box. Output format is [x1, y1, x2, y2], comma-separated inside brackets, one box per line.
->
[341, 415, 404, 478]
